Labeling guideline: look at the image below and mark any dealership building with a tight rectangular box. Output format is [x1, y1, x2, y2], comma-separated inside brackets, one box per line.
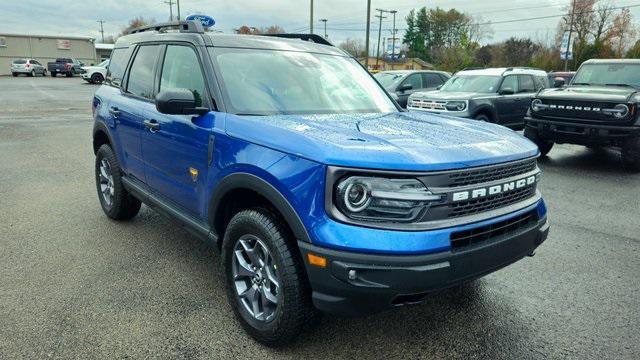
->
[0, 33, 113, 76]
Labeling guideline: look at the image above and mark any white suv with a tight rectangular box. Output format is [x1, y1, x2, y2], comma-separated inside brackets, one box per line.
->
[81, 59, 109, 84]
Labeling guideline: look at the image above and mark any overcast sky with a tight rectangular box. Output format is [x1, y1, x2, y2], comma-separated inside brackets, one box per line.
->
[1, 0, 639, 48]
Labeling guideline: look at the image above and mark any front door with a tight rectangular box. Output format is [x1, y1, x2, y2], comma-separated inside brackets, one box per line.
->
[495, 75, 520, 125]
[397, 73, 423, 108]
[141, 44, 214, 216]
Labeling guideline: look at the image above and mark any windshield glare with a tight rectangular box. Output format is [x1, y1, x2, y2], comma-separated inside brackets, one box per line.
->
[374, 72, 405, 88]
[572, 63, 640, 87]
[210, 48, 397, 115]
[440, 75, 502, 93]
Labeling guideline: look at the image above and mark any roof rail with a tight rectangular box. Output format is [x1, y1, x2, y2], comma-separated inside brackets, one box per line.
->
[503, 66, 545, 74]
[128, 20, 204, 35]
[260, 33, 333, 47]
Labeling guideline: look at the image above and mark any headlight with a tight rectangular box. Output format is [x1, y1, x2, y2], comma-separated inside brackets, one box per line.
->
[445, 101, 466, 111]
[612, 104, 629, 118]
[334, 176, 443, 223]
[531, 99, 543, 112]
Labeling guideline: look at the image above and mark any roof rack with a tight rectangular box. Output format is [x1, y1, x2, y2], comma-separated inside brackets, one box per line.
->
[128, 20, 204, 35]
[503, 66, 545, 73]
[260, 33, 333, 47]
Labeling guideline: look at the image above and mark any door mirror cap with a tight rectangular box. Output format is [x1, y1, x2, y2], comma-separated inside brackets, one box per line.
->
[499, 87, 515, 95]
[156, 89, 208, 116]
[398, 83, 413, 92]
[553, 77, 566, 88]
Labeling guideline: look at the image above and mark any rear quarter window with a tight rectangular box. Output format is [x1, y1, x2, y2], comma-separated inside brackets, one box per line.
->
[106, 47, 133, 87]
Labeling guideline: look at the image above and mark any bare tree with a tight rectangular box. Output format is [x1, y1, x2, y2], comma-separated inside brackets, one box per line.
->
[592, 1, 615, 42]
[338, 38, 366, 57]
[608, 8, 637, 56]
[119, 17, 154, 37]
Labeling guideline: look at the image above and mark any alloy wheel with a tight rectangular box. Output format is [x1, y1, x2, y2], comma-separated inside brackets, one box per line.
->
[98, 158, 115, 207]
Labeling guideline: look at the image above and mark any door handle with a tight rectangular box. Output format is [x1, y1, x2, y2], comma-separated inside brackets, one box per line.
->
[143, 119, 161, 132]
[108, 107, 120, 118]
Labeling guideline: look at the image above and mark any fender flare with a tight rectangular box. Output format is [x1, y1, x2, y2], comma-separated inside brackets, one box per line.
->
[472, 104, 498, 121]
[208, 173, 311, 243]
[92, 121, 115, 154]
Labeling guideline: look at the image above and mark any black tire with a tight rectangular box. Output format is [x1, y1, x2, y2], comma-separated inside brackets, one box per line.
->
[95, 145, 141, 220]
[12, 72, 17, 77]
[42, 69, 47, 76]
[91, 73, 104, 84]
[524, 127, 554, 157]
[621, 137, 640, 172]
[51, 73, 57, 77]
[66, 71, 72, 77]
[29, 70, 35, 77]
[474, 113, 491, 122]
[222, 209, 319, 346]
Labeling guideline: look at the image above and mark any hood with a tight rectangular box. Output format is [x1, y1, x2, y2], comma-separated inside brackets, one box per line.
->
[225, 112, 538, 171]
[81, 66, 105, 71]
[411, 91, 479, 101]
[538, 85, 637, 103]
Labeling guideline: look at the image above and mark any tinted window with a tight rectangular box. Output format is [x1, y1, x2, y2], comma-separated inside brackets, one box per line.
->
[402, 74, 423, 90]
[127, 45, 161, 99]
[440, 75, 501, 93]
[573, 63, 640, 87]
[160, 45, 206, 107]
[31, 60, 40, 65]
[518, 75, 535, 93]
[423, 73, 445, 88]
[500, 75, 518, 92]
[13, 59, 27, 64]
[374, 72, 406, 88]
[106, 47, 133, 87]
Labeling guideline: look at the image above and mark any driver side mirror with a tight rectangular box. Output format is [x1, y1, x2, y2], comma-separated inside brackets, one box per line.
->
[398, 83, 413, 93]
[499, 87, 515, 95]
[553, 77, 566, 88]
[156, 88, 208, 116]
[436, 85, 442, 90]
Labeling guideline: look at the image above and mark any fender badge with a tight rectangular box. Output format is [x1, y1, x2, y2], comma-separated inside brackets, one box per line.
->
[189, 167, 199, 182]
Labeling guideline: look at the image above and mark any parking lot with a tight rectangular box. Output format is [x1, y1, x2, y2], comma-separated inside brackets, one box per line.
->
[0, 76, 638, 359]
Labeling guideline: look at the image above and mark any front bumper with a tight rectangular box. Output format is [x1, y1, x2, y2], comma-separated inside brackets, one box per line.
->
[300, 214, 549, 316]
[526, 116, 640, 145]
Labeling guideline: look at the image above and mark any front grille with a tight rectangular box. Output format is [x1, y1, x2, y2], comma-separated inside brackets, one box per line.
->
[536, 99, 632, 122]
[409, 99, 447, 111]
[448, 186, 535, 218]
[447, 159, 536, 187]
[450, 210, 538, 251]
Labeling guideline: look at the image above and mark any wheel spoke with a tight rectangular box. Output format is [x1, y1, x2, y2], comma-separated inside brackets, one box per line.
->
[233, 250, 255, 279]
[261, 285, 278, 305]
[250, 285, 261, 318]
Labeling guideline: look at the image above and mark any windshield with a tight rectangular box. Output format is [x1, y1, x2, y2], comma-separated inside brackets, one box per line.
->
[374, 72, 406, 88]
[209, 48, 397, 115]
[98, 60, 109, 68]
[440, 75, 502, 93]
[572, 63, 640, 88]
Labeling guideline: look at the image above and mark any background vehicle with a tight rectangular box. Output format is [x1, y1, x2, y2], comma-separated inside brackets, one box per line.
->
[548, 71, 576, 87]
[374, 70, 450, 108]
[408, 67, 549, 129]
[81, 59, 109, 84]
[525, 59, 640, 170]
[11, 59, 46, 77]
[92, 21, 548, 346]
[47, 58, 84, 77]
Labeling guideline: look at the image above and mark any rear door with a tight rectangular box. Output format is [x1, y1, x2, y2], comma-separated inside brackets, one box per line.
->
[495, 75, 520, 125]
[514, 75, 537, 123]
[422, 72, 446, 91]
[141, 44, 214, 216]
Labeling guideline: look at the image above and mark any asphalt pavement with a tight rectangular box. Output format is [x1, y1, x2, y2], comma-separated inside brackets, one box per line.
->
[0, 76, 638, 359]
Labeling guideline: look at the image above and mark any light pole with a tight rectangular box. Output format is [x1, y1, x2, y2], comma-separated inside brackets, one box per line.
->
[390, 10, 397, 70]
[176, 0, 181, 21]
[97, 20, 105, 43]
[164, 0, 174, 21]
[310, 0, 314, 34]
[374, 9, 387, 69]
[365, 0, 371, 68]
[320, 19, 328, 39]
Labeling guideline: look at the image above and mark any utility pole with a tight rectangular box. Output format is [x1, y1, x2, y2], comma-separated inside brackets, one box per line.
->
[375, 10, 387, 69]
[164, 0, 174, 21]
[310, 0, 314, 34]
[97, 20, 105, 43]
[390, 10, 397, 70]
[564, 0, 576, 71]
[176, 0, 181, 21]
[365, 0, 371, 69]
[320, 19, 328, 39]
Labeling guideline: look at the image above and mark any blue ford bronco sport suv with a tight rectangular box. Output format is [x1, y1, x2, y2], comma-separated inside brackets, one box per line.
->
[92, 21, 549, 345]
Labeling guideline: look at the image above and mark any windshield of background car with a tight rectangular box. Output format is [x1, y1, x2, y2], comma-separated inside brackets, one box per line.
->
[439, 75, 502, 93]
[209, 48, 397, 115]
[374, 72, 405, 88]
[572, 63, 640, 88]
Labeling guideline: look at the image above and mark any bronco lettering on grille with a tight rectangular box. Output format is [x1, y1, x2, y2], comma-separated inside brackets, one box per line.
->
[452, 175, 537, 202]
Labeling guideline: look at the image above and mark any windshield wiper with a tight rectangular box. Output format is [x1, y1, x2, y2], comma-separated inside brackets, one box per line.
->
[572, 82, 591, 86]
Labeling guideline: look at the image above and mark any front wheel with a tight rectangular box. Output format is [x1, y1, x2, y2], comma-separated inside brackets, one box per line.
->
[51, 73, 57, 77]
[621, 137, 640, 172]
[222, 209, 319, 346]
[474, 113, 491, 122]
[12, 72, 17, 77]
[524, 127, 554, 157]
[90, 73, 104, 84]
[95, 145, 141, 220]
[30, 70, 35, 77]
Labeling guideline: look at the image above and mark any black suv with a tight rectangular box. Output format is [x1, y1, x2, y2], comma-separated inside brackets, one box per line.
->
[408, 67, 549, 129]
[374, 70, 451, 108]
[525, 59, 640, 170]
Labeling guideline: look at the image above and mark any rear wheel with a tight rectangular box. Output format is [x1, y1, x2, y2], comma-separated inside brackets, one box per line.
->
[524, 127, 554, 157]
[30, 70, 35, 77]
[222, 209, 319, 346]
[90, 73, 104, 84]
[474, 113, 491, 122]
[51, 73, 57, 77]
[12, 72, 17, 77]
[621, 137, 640, 172]
[95, 145, 141, 220]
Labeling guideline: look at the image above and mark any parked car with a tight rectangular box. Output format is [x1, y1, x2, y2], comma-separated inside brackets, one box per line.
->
[47, 58, 84, 77]
[81, 59, 109, 84]
[92, 21, 549, 345]
[11, 59, 46, 77]
[548, 71, 576, 87]
[374, 70, 451, 107]
[525, 59, 640, 170]
[407, 67, 549, 129]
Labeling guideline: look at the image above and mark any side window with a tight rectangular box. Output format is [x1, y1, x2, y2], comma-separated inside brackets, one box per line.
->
[126, 45, 162, 99]
[159, 45, 207, 107]
[500, 75, 518, 93]
[106, 47, 133, 87]
[402, 74, 423, 90]
[535, 76, 548, 90]
[423, 73, 444, 88]
[518, 75, 536, 93]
